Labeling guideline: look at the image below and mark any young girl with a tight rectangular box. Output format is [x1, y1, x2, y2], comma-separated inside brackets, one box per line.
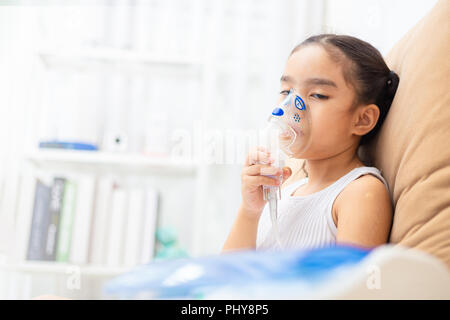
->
[223, 34, 399, 252]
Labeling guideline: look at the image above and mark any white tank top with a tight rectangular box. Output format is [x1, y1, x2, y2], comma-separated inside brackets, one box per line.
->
[256, 166, 389, 250]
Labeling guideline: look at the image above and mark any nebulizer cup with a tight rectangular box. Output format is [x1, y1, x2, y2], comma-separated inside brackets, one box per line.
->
[259, 89, 311, 248]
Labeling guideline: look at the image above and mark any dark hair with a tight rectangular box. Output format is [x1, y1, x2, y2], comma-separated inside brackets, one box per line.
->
[291, 34, 399, 146]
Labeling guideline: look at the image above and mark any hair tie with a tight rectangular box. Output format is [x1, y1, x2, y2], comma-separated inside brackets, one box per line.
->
[387, 70, 395, 86]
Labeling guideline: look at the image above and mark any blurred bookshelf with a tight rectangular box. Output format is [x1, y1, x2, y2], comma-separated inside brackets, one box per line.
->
[37, 47, 202, 68]
[6, 1, 211, 300]
[2, 0, 298, 299]
[1, 261, 130, 277]
[25, 149, 199, 176]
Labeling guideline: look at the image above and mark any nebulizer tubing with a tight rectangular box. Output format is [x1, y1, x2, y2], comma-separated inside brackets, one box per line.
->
[262, 165, 283, 249]
[260, 89, 308, 249]
[260, 120, 290, 249]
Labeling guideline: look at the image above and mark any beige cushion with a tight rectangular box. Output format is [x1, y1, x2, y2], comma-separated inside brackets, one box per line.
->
[365, 0, 450, 268]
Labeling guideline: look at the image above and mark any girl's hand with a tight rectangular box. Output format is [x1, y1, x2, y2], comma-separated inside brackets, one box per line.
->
[240, 147, 292, 219]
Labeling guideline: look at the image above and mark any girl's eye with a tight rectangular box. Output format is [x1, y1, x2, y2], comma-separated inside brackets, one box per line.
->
[279, 90, 290, 95]
[310, 93, 328, 100]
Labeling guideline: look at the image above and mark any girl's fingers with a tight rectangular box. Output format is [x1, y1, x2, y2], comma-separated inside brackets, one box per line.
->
[244, 175, 280, 187]
[282, 166, 292, 180]
[255, 146, 270, 153]
[245, 148, 273, 166]
[243, 164, 281, 177]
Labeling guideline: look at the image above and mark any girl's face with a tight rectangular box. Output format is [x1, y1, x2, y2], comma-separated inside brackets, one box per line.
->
[279, 44, 360, 160]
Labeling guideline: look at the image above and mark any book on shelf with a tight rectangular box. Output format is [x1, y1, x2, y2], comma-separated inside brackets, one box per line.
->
[23, 172, 161, 268]
[123, 188, 145, 267]
[106, 184, 128, 267]
[39, 141, 98, 151]
[26, 176, 66, 261]
[70, 175, 96, 265]
[55, 180, 77, 263]
[140, 188, 159, 264]
[89, 176, 114, 265]
[45, 177, 66, 260]
[26, 179, 52, 261]
[88, 180, 160, 268]
[15, 171, 40, 261]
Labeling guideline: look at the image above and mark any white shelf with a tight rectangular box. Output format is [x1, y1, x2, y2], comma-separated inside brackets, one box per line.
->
[0, 261, 130, 277]
[37, 47, 202, 67]
[25, 149, 198, 175]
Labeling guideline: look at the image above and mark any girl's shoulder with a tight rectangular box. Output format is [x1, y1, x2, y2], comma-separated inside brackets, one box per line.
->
[343, 172, 388, 197]
[334, 168, 392, 223]
[333, 169, 393, 246]
[336, 166, 390, 207]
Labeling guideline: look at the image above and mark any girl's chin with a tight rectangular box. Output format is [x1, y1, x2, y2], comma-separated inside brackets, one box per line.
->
[289, 144, 310, 158]
[279, 130, 305, 142]
[279, 132, 294, 141]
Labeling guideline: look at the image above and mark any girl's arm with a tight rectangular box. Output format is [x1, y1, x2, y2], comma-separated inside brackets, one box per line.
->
[221, 147, 292, 253]
[222, 206, 260, 252]
[334, 174, 393, 248]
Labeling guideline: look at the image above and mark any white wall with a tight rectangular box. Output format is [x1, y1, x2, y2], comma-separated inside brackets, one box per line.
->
[323, 0, 438, 54]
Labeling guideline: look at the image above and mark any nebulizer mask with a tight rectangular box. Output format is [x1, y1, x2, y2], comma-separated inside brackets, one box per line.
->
[259, 89, 311, 248]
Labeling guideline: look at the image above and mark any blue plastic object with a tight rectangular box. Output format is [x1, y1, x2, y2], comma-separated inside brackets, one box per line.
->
[39, 141, 98, 151]
[294, 95, 306, 110]
[104, 245, 371, 299]
[272, 107, 284, 116]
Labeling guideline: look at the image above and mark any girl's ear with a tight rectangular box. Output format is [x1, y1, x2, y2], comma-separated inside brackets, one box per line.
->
[352, 104, 380, 136]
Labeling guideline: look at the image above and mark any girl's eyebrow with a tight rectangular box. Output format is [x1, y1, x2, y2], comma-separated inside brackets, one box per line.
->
[304, 77, 338, 88]
[280, 75, 293, 83]
[280, 75, 338, 88]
